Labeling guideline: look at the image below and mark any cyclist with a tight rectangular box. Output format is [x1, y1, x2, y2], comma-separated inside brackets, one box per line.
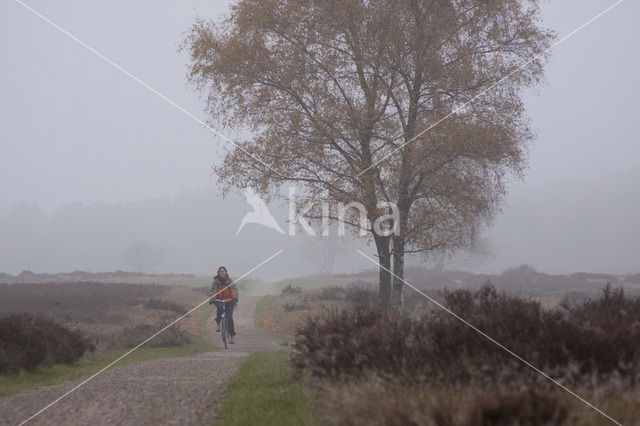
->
[209, 266, 238, 344]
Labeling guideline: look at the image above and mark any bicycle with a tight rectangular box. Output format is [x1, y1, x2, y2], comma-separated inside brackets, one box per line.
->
[216, 298, 234, 349]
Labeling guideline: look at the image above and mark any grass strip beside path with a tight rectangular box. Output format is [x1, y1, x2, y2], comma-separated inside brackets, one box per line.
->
[215, 350, 316, 426]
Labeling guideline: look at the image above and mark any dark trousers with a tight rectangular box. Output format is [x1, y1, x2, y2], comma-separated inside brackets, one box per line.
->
[214, 301, 236, 336]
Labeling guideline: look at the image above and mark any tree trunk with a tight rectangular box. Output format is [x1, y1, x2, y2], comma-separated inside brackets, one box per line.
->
[391, 235, 405, 313]
[374, 234, 392, 308]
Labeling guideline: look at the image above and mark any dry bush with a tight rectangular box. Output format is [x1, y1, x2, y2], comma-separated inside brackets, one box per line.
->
[562, 284, 640, 387]
[311, 286, 346, 301]
[0, 282, 194, 351]
[191, 286, 210, 296]
[0, 282, 168, 325]
[142, 298, 187, 315]
[316, 379, 569, 426]
[292, 283, 640, 389]
[344, 281, 378, 306]
[281, 283, 302, 295]
[315, 378, 458, 425]
[342, 280, 430, 311]
[0, 313, 93, 373]
[467, 389, 569, 426]
[108, 312, 192, 349]
[282, 302, 308, 312]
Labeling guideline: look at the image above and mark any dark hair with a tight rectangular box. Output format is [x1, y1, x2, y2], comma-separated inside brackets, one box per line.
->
[217, 266, 228, 275]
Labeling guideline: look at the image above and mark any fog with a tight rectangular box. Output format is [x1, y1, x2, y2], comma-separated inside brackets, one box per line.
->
[1, 0, 638, 279]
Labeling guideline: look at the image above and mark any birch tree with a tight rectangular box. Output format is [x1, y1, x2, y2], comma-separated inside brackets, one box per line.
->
[182, 0, 554, 309]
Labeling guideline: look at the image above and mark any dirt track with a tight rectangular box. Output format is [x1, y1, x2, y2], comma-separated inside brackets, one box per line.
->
[0, 282, 280, 426]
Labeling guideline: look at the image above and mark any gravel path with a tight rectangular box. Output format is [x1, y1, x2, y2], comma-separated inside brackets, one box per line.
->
[0, 282, 280, 426]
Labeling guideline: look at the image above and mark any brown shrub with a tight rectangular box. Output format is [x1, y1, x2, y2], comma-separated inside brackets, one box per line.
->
[142, 298, 187, 314]
[316, 378, 458, 426]
[563, 284, 640, 387]
[282, 302, 308, 312]
[312, 286, 346, 301]
[191, 286, 210, 296]
[344, 281, 378, 306]
[0, 313, 93, 373]
[291, 283, 640, 389]
[108, 312, 191, 349]
[316, 379, 570, 426]
[281, 283, 302, 295]
[467, 389, 569, 426]
[0, 282, 169, 325]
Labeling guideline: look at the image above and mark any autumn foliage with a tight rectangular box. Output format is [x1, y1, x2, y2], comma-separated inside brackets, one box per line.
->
[182, 0, 556, 307]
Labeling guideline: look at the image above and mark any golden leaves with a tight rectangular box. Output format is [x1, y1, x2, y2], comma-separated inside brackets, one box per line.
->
[182, 0, 554, 254]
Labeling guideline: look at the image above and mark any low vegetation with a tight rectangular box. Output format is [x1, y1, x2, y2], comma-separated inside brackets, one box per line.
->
[215, 350, 316, 426]
[253, 279, 640, 425]
[315, 380, 572, 426]
[142, 298, 188, 314]
[0, 281, 202, 351]
[281, 283, 302, 295]
[0, 270, 205, 286]
[0, 313, 93, 374]
[0, 279, 217, 396]
[293, 283, 640, 390]
[108, 315, 192, 349]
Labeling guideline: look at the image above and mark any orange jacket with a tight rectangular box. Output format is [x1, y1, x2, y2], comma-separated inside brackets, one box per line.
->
[211, 277, 238, 302]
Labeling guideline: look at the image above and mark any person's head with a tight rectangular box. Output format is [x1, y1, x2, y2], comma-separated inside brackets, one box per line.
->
[217, 266, 228, 278]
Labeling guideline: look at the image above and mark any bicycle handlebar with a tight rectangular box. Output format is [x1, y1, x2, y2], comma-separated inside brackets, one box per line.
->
[213, 297, 235, 303]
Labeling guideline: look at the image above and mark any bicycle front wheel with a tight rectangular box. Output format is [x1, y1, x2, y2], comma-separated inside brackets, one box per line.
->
[221, 317, 228, 349]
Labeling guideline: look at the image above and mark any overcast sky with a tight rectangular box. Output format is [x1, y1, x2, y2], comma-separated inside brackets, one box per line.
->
[1, 0, 638, 276]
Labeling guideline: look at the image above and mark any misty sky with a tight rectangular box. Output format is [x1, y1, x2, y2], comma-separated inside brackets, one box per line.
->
[1, 0, 638, 277]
